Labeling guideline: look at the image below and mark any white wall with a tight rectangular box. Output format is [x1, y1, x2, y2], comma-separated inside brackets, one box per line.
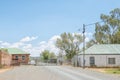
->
[78, 54, 120, 67]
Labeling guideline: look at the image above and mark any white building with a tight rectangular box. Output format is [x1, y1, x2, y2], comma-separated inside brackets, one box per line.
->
[73, 44, 120, 67]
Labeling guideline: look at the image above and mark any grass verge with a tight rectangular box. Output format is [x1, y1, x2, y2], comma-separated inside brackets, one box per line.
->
[105, 68, 120, 74]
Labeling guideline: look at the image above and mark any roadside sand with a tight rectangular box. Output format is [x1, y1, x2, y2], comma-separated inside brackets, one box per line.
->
[0, 67, 12, 73]
[88, 68, 106, 73]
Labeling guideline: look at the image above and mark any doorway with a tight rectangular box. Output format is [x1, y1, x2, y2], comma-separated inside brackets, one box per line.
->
[89, 57, 95, 67]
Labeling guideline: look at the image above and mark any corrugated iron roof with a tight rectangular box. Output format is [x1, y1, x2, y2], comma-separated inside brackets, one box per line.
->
[0, 48, 29, 54]
[80, 44, 120, 55]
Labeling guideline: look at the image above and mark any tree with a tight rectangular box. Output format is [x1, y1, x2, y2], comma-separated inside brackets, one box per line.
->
[40, 50, 56, 61]
[56, 32, 83, 59]
[113, 31, 120, 43]
[41, 50, 49, 60]
[49, 52, 56, 59]
[86, 39, 96, 49]
[94, 8, 120, 44]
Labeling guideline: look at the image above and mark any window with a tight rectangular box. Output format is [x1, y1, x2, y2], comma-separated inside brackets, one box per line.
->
[108, 58, 116, 64]
[15, 56, 18, 60]
[22, 56, 25, 60]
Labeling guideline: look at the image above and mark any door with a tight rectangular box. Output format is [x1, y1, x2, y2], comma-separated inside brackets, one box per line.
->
[90, 57, 95, 67]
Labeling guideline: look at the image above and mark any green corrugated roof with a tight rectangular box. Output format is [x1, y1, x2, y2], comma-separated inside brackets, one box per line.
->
[80, 44, 120, 55]
[0, 48, 29, 54]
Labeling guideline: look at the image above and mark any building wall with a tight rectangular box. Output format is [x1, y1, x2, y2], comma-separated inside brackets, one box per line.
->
[0, 50, 11, 66]
[78, 54, 120, 67]
[11, 54, 29, 65]
[72, 55, 79, 67]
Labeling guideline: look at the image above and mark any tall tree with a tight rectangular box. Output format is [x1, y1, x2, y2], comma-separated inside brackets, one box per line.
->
[86, 39, 96, 49]
[41, 50, 49, 60]
[56, 32, 83, 59]
[40, 50, 56, 60]
[94, 8, 120, 44]
[49, 52, 56, 59]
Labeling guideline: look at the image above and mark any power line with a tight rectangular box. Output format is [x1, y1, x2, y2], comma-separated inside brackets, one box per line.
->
[84, 21, 104, 26]
[79, 21, 104, 69]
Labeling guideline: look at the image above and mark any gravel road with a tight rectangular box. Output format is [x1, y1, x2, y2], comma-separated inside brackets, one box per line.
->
[0, 65, 119, 80]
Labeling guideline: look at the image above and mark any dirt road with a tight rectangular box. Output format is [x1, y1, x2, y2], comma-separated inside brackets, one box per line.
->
[0, 66, 119, 80]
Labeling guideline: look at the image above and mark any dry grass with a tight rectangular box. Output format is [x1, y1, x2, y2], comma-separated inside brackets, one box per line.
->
[89, 68, 120, 74]
[88, 68, 105, 72]
[0, 66, 13, 73]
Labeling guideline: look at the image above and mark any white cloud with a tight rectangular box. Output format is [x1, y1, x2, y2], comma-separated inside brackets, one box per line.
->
[6, 36, 46, 56]
[39, 41, 47, 45]
[29, 35, 60, 56]
[20, 36, 38, 42]
[23, 47, 40, 57]
[23, 44, 32, 49]
[85, 37, 90, 42]
[72, 33, 82, 36]
[0, 41, 3, 43]
[85, 32, 93, 39]
[22, 34, 90, 57]
[0, 33, 91, 57]
[1, 42, 10, 47]
[0, 36, 39, 57]
[10, 42, 24, 48]
[49, 35, 60, 41]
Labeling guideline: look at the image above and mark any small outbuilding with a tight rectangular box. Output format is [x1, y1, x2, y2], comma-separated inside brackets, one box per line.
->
[7, 48, 30, 65]
[0, 48, 30, 66]
[73, 44, 120, 67]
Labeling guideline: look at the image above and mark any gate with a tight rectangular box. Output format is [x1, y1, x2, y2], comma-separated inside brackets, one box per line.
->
[35, 59, 57, 66]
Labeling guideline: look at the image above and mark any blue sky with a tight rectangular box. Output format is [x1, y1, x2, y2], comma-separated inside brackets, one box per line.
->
[0, 0, 120, 56]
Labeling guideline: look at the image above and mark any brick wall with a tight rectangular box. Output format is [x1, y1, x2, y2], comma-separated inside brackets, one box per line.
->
[0, 50, 11, 66]
[11, 54, 30, 65]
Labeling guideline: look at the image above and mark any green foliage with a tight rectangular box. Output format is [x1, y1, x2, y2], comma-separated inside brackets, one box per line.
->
[40, 50, 56, 60]
[94, 8, 120, 44]
[41, 50, 49, 60]
[105, 68, 120, 74]
[49, 52, 56, 59]
[86, 39, 96, 49]
[56, 32, 83, 59]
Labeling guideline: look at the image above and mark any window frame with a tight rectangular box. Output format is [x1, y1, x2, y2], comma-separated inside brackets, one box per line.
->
[15, 55, 18, 60]
[22, 55, 26, 60]
[108, 58, 116, 64]
[89, 56, 95, 66]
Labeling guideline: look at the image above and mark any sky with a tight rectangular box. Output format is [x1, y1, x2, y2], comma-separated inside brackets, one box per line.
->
[0, 0, 120, 56]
